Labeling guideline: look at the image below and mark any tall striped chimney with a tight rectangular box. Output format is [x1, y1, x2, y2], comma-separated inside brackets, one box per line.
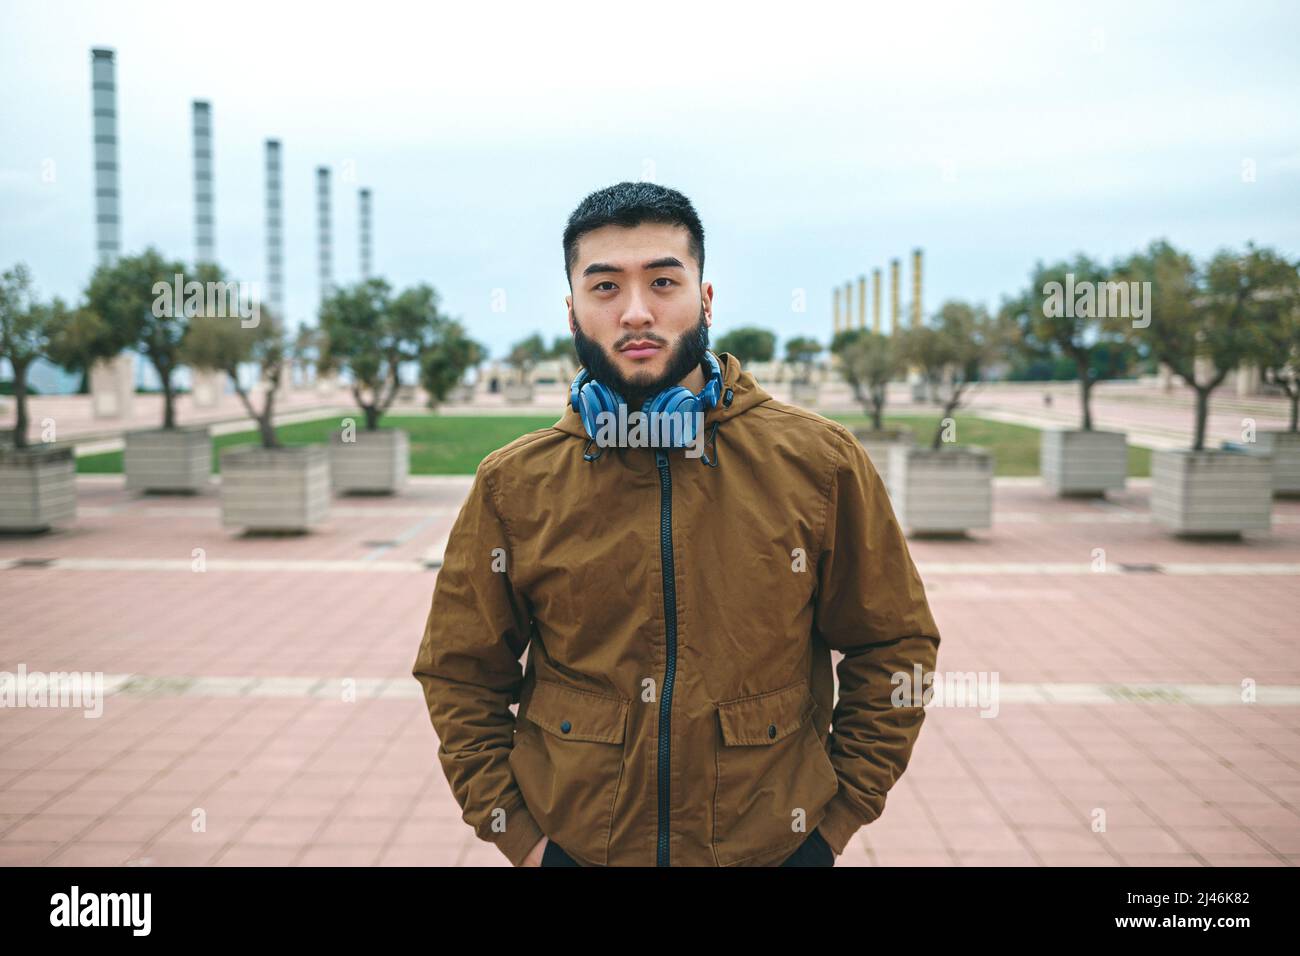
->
[90, 48, 121, 265]
[911, 248, 923, 327]
[832, 286, 841, 335]
[359, 188, 372, 278]
[857, 275, 866, 330]
[872, 268, 882, 334]
[316, 166, 332, 306]
[265, 140, 283, 317]
[889, 258, 900, 333]
[192, 100, 215, 266]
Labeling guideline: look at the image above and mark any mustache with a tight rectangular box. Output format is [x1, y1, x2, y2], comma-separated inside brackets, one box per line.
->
[615, 333, 668, 349]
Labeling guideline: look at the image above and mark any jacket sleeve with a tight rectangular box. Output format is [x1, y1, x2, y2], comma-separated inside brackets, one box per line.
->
[411, 455, 545, 866]
[812, 431, 942, 856]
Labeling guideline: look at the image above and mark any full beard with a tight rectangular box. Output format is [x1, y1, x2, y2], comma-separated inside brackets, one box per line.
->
[571, 306, 711, 410]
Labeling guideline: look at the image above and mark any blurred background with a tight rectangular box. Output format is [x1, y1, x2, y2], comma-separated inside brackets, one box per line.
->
[1, 0, 1298, 869]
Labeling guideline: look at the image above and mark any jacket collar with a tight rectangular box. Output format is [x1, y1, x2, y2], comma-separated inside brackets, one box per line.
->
[551, 350, 772, 440]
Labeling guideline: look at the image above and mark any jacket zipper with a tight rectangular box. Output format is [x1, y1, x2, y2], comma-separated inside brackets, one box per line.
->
[654, 447, 677, 867]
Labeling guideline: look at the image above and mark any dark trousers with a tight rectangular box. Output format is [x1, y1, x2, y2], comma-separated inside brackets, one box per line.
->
[539, 827, 835, 867]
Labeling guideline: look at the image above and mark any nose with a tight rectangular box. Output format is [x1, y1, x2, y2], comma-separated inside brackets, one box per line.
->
[619, 285, 655, 332]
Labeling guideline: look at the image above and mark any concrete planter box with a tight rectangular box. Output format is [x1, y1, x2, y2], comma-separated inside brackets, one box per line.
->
[124, 426, 212, 493]
[1151, 448, 1271, 537]
[850, 427, 913, 499]
[328, 427, 409, 494]
[219, 444, 330, 533]
[503, 382, 534, 404]
[0, 444, 76, 532]
[790, 382, 821, 406]
[890, 445, 994, 536]
[1041, 428, 1127, 497]
[1235, 431, 1300, 497]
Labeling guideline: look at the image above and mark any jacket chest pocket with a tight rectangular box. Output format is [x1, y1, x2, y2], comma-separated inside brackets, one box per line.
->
[712, 680, 840, 866]
[509, 679, 629, 867]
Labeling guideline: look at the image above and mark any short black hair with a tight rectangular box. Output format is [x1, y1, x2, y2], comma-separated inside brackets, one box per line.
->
[563, 181, 705, 288]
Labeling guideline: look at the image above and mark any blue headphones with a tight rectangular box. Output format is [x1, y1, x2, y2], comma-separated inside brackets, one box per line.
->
[570, 349, 724, 449]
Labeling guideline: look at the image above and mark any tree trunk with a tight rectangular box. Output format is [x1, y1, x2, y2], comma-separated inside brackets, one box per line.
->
[1289, 387, 1299, 432]
[160, 365, 175, 429]
[365, 403, 380, 431]
[1193, 386, 1209, 451]
[376, 369, 402, 425]
[11, 359, 30, 449]
[260, 382, 279, 449]
[932, 382, 965, 450]
[1078, 359, 1093, 431]
[231, 372, 277, 449]
[870, 388, 883, 431]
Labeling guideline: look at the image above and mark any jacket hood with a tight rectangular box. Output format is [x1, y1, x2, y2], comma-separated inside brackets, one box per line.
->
[551, 350, 772, 444]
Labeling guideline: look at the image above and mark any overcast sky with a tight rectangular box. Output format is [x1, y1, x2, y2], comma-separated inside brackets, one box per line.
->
[2, 0, 1298, 362]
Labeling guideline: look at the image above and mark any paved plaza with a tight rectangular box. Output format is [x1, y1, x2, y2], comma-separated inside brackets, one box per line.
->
[2, 459, 1297, 866]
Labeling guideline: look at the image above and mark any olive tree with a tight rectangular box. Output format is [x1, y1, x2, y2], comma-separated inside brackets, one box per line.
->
[837, 330, 902, 430]
[83, 248, 206, 429]
[0, 263, 97, 448]
[783, 336, 822, 385]
[421, 320, 486, 408]
[181, 302, 288, 449]
[714, 326, 776, 366]
[1003, 255, 1131, 431]
[1244, 250, 1300, 431]
[901, 301, 1004, 450]
[1119, 240, 1288, 451]
[319, 278, 449, 430]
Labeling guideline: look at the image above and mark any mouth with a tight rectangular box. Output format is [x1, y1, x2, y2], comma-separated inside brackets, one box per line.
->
[619, 341, 663, 360]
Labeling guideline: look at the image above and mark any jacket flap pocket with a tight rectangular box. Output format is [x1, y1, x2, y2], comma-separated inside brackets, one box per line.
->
[717, 681, 815, 746]
[523, 680, 628, 743]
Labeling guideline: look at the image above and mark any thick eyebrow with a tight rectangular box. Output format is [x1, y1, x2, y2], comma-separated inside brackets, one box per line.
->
[582, 256, 686, 278]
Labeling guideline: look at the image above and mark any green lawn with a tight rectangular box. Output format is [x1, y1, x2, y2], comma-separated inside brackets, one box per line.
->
[76, 411, 1152, 477]
[827, 414, 1151, 477]
[76, 414, 559, 475]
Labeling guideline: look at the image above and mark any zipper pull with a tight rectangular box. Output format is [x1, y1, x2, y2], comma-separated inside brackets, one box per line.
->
[655, 449, 669, 469]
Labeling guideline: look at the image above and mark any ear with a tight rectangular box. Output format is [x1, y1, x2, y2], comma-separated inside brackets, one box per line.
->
[701, 282, 714, 324]
[566, 295, 576, 334]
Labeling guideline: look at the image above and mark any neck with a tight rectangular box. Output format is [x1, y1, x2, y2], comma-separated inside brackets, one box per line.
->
[678, 361, 707, 396]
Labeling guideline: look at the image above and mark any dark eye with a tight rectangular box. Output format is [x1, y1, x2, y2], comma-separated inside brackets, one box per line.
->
[652, 277, 675, 287]
[594, 281, 616, 292]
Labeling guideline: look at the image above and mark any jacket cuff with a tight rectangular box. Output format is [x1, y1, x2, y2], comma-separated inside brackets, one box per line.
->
[818, 790, 871, 856]
[491, 800, 546, 866]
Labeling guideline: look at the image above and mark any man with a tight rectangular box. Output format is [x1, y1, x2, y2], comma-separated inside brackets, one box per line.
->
[412, 181, 941, 867]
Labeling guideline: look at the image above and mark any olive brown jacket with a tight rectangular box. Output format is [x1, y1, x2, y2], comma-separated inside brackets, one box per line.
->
[412, 351, 941, 866]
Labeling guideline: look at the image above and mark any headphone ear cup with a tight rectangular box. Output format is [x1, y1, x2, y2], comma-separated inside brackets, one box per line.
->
[701, 352, 723, 408]
[577, 378, 623, 438]
[646, 387, 701, 446]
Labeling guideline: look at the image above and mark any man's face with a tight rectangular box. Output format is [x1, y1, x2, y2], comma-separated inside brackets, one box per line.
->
[567, 221, 713, 408]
